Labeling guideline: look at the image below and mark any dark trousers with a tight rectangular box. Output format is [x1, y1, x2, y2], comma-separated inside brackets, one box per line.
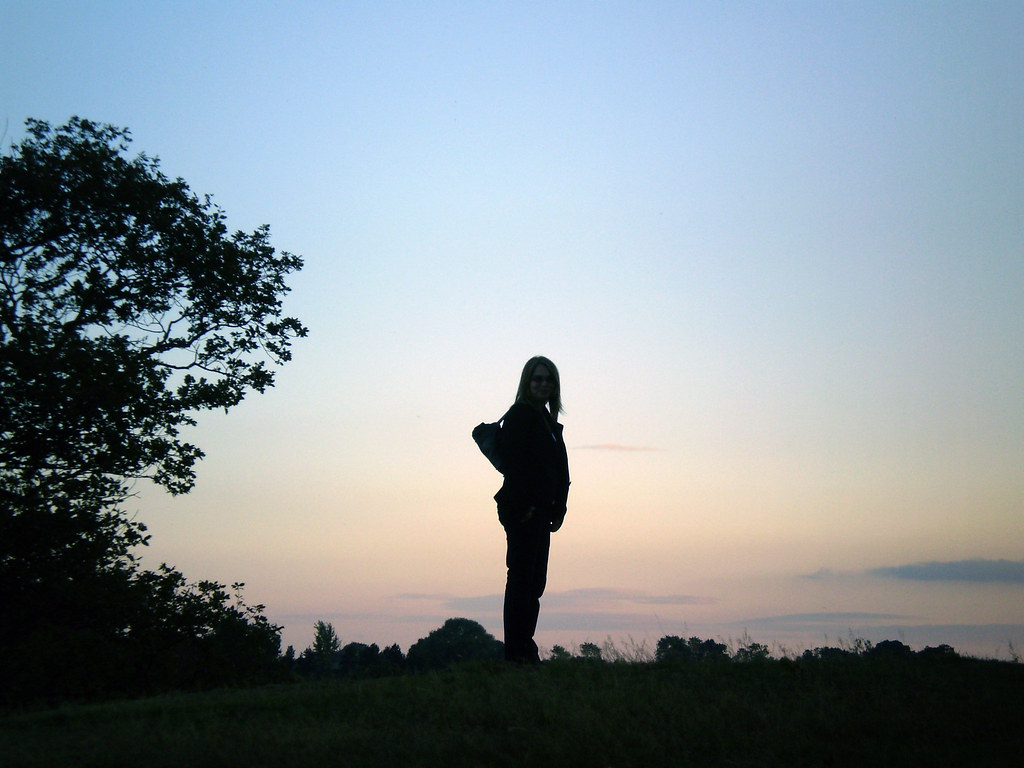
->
[502, 517, 550, 662]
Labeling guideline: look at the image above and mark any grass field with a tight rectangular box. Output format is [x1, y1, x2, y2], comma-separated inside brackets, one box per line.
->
[3, 653, 1022, 767]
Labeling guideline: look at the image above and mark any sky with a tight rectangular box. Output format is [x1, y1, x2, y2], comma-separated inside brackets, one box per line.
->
[3, 0, 1022, 659]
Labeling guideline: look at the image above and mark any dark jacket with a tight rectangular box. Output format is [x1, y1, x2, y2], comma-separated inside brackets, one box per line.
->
[494, 400, 570, 525]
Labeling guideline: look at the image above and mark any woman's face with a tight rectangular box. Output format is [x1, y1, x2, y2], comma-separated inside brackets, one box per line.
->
[528, 364, 555, 405]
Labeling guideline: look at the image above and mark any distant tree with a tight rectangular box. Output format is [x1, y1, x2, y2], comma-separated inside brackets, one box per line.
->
[578, 642, 603, 661]
[0, 116, 306, 703]
[295, 647, 318, 677]
[693, 637, 728, 662]
[733, 640, 771, 663]
[291, 636, 406, 680]
[655, 635, 692, 663]
[867, 639, 913, 659]
[311, 621, 341, 675]
[281, 645, 297, 674]
[338, 641, 378, 675]
[406, 618, 503, 670]
[801, 646, 852, 662]
[549, 644, 572, 661]
[378, 643, 407, 675]
[918, 644, 959, 660]
[656, 636, 729, 664]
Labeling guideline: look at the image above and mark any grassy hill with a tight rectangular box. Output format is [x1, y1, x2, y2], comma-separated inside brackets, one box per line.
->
[3, 653, 1022, 767]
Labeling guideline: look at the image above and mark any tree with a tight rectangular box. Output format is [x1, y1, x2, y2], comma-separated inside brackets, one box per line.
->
[578, 642, 603, 661]
[406, 618, 503, 670]
[0, 116, 306, 702]
[1, 116, 305, 520]
[549, 644, 572, 661]
[733, 640, 771, 663]
[866, 639, 913, 660]
[311, 620, 341, 675]
[655, 635, 729, 664]
[918, 644, 958, 660]
[294, 631, 406, 680]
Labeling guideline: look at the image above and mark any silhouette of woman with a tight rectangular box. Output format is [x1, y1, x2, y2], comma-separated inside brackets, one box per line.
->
[493, 356, 570, 663]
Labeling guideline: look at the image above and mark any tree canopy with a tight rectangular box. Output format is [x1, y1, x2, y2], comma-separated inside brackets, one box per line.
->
[1, 117, 306, 513]
[406, 618, 504, 669]
[0, 116, 307, 703]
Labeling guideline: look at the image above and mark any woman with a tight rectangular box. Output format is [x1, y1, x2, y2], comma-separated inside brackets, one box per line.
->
[494, 356, 570, 663]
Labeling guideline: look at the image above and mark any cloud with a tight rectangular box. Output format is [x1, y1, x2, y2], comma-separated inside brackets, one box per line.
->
[739, 612, 912, 629]
[801, 568, 849, 580]
[540, 593, 716, 610]
[530, 588, 713, 608]
[867, 558, 1024, 584]
[443, 594, 502, 612]
[537, 611, 680, 633]
[632, 594, 717, 606]
[803, 559, 1024, 584]
[572, 444, 666, 452]
[393, 592, 452, 601]
[442, 587, 714, 613]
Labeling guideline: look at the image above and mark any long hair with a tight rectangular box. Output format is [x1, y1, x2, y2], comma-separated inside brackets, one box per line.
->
[514, 355, 563, 418]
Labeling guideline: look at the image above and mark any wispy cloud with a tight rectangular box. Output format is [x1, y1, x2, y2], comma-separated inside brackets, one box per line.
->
[802, 559, 1024, 584]
[632, 594, 716, 606]
[867, 559, 1024, 584]
[443, 594, 501, 611]
[544, 588, 714, 607]
[740, 612, 911, 629]
[802, 568, 849, 580]
[393, 592, 452, 601]
[572, 444, 666, 452]
[537, 611, 682, 633]
[441, 587, 714, 613]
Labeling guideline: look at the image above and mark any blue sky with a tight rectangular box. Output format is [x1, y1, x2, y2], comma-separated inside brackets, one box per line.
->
[3, 0, 1022, 658]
